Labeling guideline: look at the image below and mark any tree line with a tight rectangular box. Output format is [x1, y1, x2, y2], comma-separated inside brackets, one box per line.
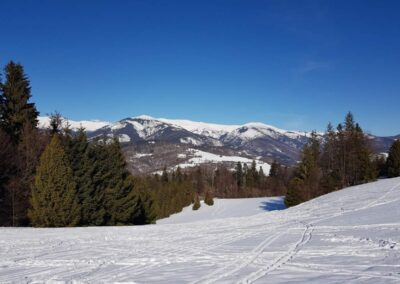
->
[0, 61, 214, 226]
[285, 112, 400, 207]
[1, 60, 399, 226]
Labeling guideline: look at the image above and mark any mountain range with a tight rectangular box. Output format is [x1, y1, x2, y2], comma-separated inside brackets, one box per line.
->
[38, 115, 399, 175]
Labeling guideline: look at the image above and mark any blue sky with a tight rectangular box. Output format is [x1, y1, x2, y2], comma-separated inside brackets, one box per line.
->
[1, 0, 399, 135]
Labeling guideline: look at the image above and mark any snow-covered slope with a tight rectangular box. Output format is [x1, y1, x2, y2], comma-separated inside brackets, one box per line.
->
[175, 148, 271, 174]
[157, 196, 285, 224]
[1, 178, 400, 283]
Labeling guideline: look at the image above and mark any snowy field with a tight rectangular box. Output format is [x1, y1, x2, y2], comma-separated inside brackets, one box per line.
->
[1, 178, 400, 283]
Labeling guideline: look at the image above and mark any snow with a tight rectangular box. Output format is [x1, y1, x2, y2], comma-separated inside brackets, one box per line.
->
[118, 134, 131, 143]
[179, 137, 204, 146]
[159, 117, 240, 139]
[1, 178, 400, 283]
[38, 116, 110, 132]
[133, 153, 153, 158]
[177, 149, 271, 174]
[133, 115, 311, 141]
[157, 197, 285, 225]
[40, 114, 315, 143]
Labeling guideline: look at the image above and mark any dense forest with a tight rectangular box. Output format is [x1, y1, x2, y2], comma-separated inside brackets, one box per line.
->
[1, 61, 399, 227]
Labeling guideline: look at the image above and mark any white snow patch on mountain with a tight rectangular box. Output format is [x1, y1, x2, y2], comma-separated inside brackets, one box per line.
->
[1, 178, 400, 283]
[118, 134, 131, 143]
[177, 148, 271, 173]
[38, 116, 110, 132]
[179, 137, 203, 146]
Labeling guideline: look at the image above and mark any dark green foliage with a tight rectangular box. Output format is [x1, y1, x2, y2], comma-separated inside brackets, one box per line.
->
[235, 162, 243, 188]
[149, 167, 194, 219]
[48, 112, 64, 135]
[161, 167, 169, 183]
[192, 193, 201, 210]
[386, 140, 400, 177]
[0, 61, 38, 142]
[101, 138, 141, 225]
[29, 135, 80, 227]
[0, 62, 47, 226]
[285, 131, 321, 206]
[0, 129, 15, 225]
[284, 178, 306, 207]
[204, 191, 214, 206]
[285, 113, 377, 208]
[64, 130, 106, 225]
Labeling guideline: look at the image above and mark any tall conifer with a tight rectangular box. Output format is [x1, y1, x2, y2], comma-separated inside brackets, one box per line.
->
[29, 135, 80, 227]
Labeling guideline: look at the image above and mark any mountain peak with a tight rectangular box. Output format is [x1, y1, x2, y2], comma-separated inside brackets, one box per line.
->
[133, 115, 156, 120]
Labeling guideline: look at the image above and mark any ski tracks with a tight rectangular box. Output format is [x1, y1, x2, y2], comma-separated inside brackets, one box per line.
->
[192, 232, 284, 284]
[237, 222, 314, 284]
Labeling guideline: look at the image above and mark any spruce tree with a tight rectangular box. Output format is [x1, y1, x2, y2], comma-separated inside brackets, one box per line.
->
[192, 193, 201, 210]
[387, 140, 400, 177]
[0, 61, 38, 142]
[0, 129, 15, 225]
[204, 191, 214, 206]
[161, 167, 169, 183]
[29, 135, 80, 227]
[235, 162, 243, 188]
[102, 138, 141, 225]
[285, 131, 321, 206]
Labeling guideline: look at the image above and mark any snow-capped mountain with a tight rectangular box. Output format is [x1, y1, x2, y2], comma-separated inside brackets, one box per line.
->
[38, 115, 399, 175]
[38, 116, 110, 132]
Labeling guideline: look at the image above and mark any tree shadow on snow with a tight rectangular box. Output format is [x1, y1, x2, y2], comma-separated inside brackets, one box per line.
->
[259, 198, 286, 211]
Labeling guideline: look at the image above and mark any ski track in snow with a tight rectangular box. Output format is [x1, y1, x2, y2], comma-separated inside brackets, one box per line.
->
[1, 178, 400, 283]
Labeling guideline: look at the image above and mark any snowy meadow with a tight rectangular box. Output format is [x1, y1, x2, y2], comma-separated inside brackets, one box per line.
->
[1, 178, 399, 283]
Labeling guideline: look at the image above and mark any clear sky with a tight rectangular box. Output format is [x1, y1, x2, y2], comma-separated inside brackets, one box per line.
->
[1, 0, 399, 135]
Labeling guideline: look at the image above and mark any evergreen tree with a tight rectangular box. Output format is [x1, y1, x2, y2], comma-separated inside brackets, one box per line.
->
[0, 129, 15, 225]
[235, 162, 243, 188]
[269, 160, 281, 177]
[48, 112, 64, 135]
[64, 129, 106, 225]
[0, 61, 38, 142]
[285, 131, 321, 206]
[284, 178, 305, 207]
[161, 167, 169, 183]
[29, 135, 80, 227]
[387, 140, 400, 177]
[204, 191, 214, 206]
[102, 138, 141, 225]
[192, 193, 201, 210]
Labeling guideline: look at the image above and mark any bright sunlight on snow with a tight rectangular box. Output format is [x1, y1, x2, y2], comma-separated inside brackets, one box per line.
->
[1, 178, 400, 283]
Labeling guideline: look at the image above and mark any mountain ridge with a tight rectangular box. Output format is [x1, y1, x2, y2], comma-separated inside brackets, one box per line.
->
[38, 115, 399, 175]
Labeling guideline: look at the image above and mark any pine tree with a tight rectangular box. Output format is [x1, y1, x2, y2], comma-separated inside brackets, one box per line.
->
[29, 135, 80, 227]
[161, 167, 169, 183]
[284, 178, 305, 207]
[0, 129, 15, 225]
[192, 193, 201, 210]
[48, 112, 64, 135]
[285, 131, 321, 206]
[269, 160, 281, 177]
[0, 61, 38, 142]
[102, 138, 141, 225]
[387, 140, 400, 177]
[235, 162, 243, 188]
[64, 129, 106, 225]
